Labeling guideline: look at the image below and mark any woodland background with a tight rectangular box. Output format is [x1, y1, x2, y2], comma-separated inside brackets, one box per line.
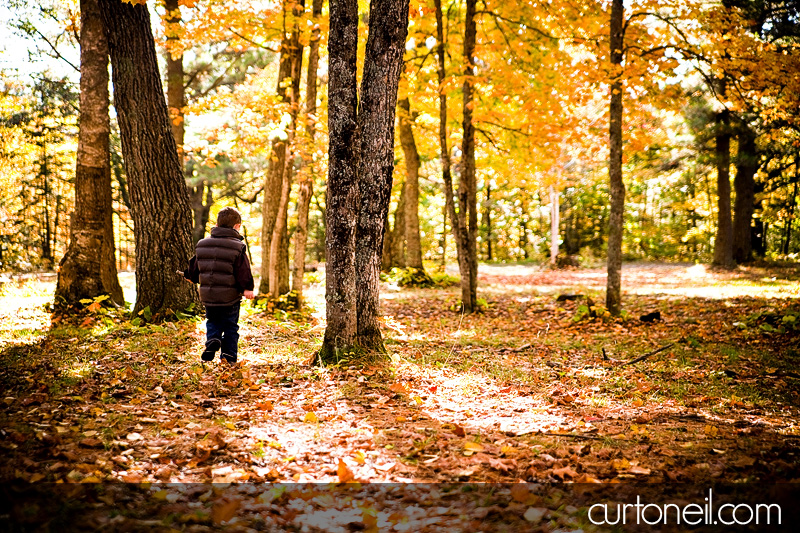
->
[1, 0, 798, 287]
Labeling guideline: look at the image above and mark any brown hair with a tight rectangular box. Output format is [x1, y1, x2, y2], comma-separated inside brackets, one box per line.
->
[217, 207, 242, 228]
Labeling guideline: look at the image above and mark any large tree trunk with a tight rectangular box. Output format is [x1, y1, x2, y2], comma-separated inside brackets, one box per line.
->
[354, 0, 410, 350]
[269, 0, 305, 297]
[55, 0, 124, 310]
[712, 109, 735, 269]
[460, 0, 478, 312]
[397, 96, 424, 270]
[291, 0, 323, 303]
[320, 0, 360, 358]
[732, 124, 758, 263]
[99, 0, 198, 316]
[319, 0, 409, 361]
[606, 0, 625, 316]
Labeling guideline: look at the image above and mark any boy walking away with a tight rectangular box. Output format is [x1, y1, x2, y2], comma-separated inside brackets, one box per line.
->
[183, 207, 254, 364]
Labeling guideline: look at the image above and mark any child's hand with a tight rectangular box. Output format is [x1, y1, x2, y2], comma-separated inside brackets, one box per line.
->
[243, 290, 255, 300]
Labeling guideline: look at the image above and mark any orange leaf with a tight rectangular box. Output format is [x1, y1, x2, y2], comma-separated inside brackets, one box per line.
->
[337, 459, 355, 483]
[510, 484, 530, 503]
[211, 498, 240, 525]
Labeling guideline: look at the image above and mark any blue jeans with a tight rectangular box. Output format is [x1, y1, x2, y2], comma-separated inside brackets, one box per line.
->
[206, 302, 240, 360]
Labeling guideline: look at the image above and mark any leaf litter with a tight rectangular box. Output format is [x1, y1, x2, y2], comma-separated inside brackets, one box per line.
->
[1, 264, 799, 530]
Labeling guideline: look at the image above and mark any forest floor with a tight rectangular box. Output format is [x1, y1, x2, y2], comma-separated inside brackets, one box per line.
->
[1, 262, 800, 531]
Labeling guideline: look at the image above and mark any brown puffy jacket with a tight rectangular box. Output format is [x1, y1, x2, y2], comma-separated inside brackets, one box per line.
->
[185, 226, 254, 306]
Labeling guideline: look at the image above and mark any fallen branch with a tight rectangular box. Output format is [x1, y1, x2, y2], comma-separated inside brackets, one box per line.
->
[603, 343, 674, 366]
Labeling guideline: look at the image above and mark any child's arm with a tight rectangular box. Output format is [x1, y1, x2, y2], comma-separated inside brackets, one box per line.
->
[181, 256, 200, 284]
[234, 249, 255, 298]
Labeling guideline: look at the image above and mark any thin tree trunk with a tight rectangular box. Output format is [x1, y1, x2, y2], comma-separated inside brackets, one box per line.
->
[391, 182, 407, 267]
[269, 0, 305, 297]
[55, 0, 124, 309]
[483, 183, 492, 261]
[712, 109, 735, 269]
[382, 213, 394, 271]
[291, 0, 323, 302]
[435, 0, 469, 313]
[606, 0, 625, 315]
[784, 177, 798, 255]
[732, 124, 758, 263]
[460, 0, 478, 312]
[397, 96, 424, 270]
[549, 185, 559, 266]
[99, 0, 198, 316]
[259, 3, 296, 295]
[354, 0, 410, 350]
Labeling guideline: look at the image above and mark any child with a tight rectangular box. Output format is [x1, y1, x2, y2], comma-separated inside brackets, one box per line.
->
[183, 207, 254, 363]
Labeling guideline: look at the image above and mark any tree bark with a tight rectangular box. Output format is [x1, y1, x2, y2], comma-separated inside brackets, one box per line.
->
[55, 0, 124, 310]
[354, 0, 410, 350]
[483, 183, 492, 261]
[320, 0, 360, 359]
[434, 0, 464, 281]
[397, 96, 424, 270]
[259, 5, 295, 295]
[291, 0, 323, 302]
[460, 0, 478, 312]
[732, 124, 758, 263]
[319, 0, 409, 361]
[269, 0, 305, 297]
[100, 0, 198, 316]
[391, 182, 407, 268]
[606, 0, 625, 316]
[712, 109, 735, 269]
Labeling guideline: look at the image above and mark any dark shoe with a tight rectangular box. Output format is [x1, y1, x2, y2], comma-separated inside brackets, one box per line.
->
[202, 339, 221, 361]
[221, 353, 237, 364]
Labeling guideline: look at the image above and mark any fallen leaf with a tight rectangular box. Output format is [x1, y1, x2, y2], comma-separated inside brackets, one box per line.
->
[338, 459, 355, 483]
[628, 465, 651, 475]
[453, 424, 466, 437]
[524, 507, 548, 522]
[389, 383, 408, 394]
[353, 450, 366, 465]
[552, 466, 579, 479]
[126, 432, 143, 441]
[510, 484, 530, 503]
[304, 412, 318, 423]
[211, 498, 240, 525]
[464, 441, 484, 453]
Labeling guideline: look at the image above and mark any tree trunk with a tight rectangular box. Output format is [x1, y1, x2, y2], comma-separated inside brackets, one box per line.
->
[549, 185, 559, 266]
[784, 177, 798, 255]
[269, 0, 305, 297]
[606, 0, 625, 316]
[391, 182, 407, 267]
[712, 109, 735, 269]
[55, 0, 124, 310]
[259, 5, 296, 295]
[320, 0, 360, 359]
[732, 124, 758, 263]
[397, 97, 424, 270]
[483, 183, 492, 261]
[319, 0, 409, 361]
[381, 213, 394, 271]
[354, 0, 410, 351]
[460, 0, 478, 312]
[434, 0, 463, 281]
[99, 0, 198, 316]
[291, 0, 323, 303]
